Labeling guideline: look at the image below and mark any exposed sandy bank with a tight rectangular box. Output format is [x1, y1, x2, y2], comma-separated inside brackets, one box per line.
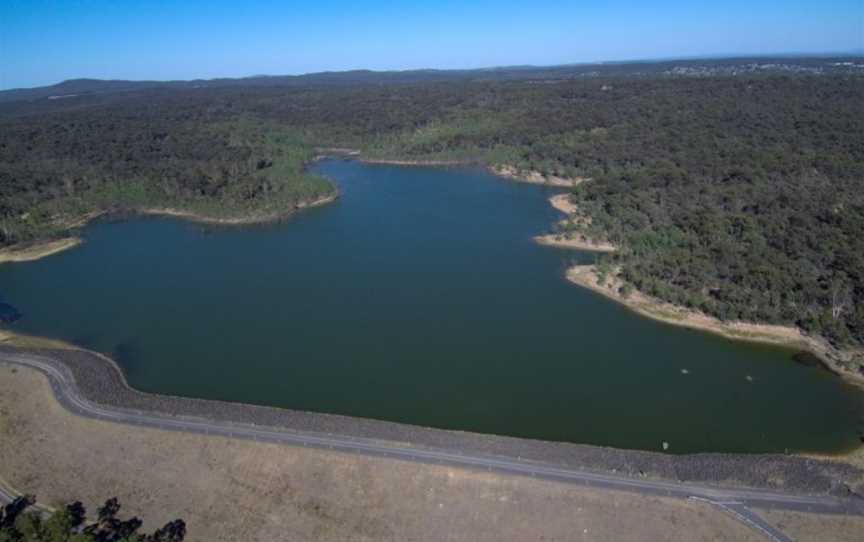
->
[565, 265, 864, 386]
[535, 193, 618, 252]
[139, 192, 339, 225]
[534, 234, 616, 252]
[313, 146, 361, 157]
[549, 193, 579, 214]
[356, 158, 587, 188]
[491, 165, 587, 188]
[0, 194, 338, 264]
[0, 237, 82, 264]
[361, 157, 468, 166]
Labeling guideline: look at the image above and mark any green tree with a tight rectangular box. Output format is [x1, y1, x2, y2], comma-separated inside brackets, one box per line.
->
[0, 496, 185, 542]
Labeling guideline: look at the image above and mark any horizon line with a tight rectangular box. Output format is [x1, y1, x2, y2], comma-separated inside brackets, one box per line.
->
[3, 49, 863, 92]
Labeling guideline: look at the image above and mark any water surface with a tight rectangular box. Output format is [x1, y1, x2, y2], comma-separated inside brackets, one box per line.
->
[2, 160, 862, 453]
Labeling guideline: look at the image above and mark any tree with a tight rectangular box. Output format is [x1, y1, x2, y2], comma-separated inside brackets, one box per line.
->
[830, 275, 851, 321]
[0, 496, 185, 542]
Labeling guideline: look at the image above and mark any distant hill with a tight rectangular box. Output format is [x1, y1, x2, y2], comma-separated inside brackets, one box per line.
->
[2, 55, 861, 105]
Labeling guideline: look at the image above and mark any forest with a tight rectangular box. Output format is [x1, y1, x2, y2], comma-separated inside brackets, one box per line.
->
[0, 70, 862, 351]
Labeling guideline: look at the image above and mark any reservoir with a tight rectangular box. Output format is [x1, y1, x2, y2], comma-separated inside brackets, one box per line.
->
[1, 159, 862, 454]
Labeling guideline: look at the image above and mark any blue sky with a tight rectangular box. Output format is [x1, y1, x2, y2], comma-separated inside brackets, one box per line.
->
[1, 0, 862, 89]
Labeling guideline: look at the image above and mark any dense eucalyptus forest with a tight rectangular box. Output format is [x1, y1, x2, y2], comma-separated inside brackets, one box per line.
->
[0, 69, 862, 355]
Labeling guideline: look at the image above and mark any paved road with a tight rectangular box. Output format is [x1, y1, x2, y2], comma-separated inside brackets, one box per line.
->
[2, 353, 863, 541]
[688, 497, 793, 542]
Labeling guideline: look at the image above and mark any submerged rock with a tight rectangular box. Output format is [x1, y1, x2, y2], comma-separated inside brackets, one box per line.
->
[791, 351, 832, 372]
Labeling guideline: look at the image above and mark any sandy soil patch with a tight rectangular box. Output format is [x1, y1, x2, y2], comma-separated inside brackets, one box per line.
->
[0, 237, 82, 264]
[140, 193, 338, 225]
[535, 193, 619, 252]
[549, 193, 579, 214]
[0, 364, 767, 542]
[314, 147, 361, 157]
[491, 164, 587, 187]
[534, 233, 617, 252]
[361, 158, 468, 166]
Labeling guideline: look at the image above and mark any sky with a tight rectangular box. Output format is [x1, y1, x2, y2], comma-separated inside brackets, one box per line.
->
[1, 0, 862, 90]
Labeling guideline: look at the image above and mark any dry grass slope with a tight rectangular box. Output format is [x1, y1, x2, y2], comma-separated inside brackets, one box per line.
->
[0, 363, 782, 542]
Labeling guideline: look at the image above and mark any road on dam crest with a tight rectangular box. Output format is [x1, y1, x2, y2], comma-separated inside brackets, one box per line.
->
[2, 352, 862, 541]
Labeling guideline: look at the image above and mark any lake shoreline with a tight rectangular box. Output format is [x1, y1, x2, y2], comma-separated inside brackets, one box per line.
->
[0, 237, 83, 264]
[564, 264, 864, 387]
[0, 192, 339, 264]
[535, 193, 864, 387]
[4, 158, 861, 453]
[533, 193, 619, 252]
[1, 345, 862, 497]
[489, 164, 587, 188]
[534, 234, 616, 252]
[138, 191, 339, 225]
[354, 152, 586, 187]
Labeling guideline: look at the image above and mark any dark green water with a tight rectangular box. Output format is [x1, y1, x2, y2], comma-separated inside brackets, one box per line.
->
[2, 160, 862, 454]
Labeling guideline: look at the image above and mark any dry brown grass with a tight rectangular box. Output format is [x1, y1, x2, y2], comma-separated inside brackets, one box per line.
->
[0, 363, 771, 542]
[757, 509, 864, 542]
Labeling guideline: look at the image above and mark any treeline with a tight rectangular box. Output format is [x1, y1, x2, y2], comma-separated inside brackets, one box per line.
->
[1, 495, 185, 541]
[1, 74, 862, 348]
[0, 106, 333, 246]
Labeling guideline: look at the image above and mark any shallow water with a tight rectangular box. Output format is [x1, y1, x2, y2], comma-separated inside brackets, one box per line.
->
[2, 159, 862, 453]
